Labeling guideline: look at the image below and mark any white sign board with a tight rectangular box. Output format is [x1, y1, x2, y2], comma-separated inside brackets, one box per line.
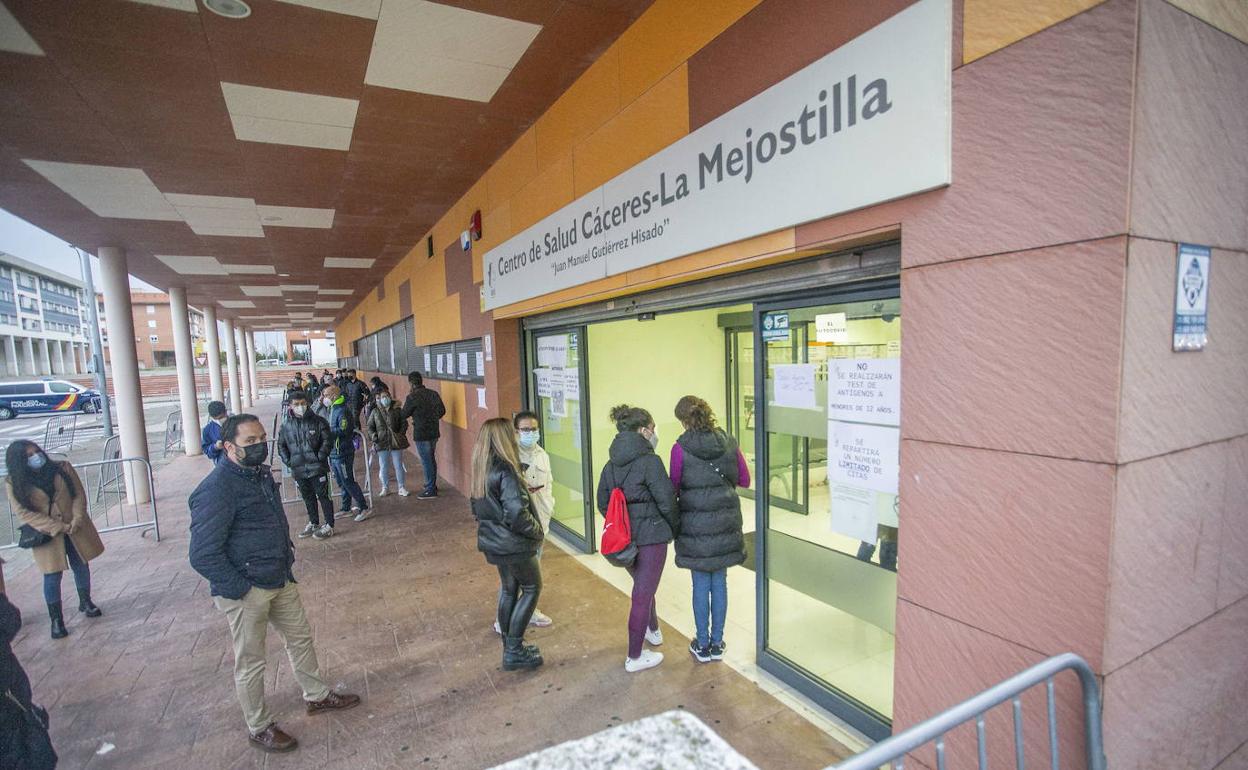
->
[771, 363, 818, 410]
[482, 0, 950, 309]
[829, 422, 899, 495]
[560, 369, 580, 401]
[534, 368, 554, 398]
[830, 483, 878, 542]
[424, 351, 432, 372]
[815, 312, 848, 344]
[828, 359, 900, 426]
[476, 351, 486, 377]
[1173, 243, 1210, 351]
[536, 336, 568, 368]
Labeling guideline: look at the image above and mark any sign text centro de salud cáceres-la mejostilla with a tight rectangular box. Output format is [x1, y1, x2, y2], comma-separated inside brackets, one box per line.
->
[481, 0, 952, 311]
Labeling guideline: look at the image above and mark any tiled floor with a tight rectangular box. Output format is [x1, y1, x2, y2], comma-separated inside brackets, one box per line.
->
[1, 401, 857, 769]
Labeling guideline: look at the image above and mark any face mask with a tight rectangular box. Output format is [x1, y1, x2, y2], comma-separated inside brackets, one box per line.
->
[378, 397, 391, 408]
[518, 430, 540, 448]
[235, 442, 268, 467]
[646, 427, 659, 448]
[27, 452, 47, 471]
[292, 405, 307, 417]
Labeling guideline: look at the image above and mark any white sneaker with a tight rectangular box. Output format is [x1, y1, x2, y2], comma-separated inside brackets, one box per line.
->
[492, 620, 502, 635]
[397, 487, 410, 497]
[624, 649, 663, 673]
[529, 609, 553, 627]
[312, 525, 334, 540]
[645, 627, 663, 646]
[353, 509, 374, 522]
[350, 505, 362, 513]
[376, 488, 390, 497]
[297, 522, 316, 538]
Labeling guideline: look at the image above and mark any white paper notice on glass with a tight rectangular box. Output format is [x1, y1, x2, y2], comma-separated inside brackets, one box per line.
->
[476, 387, 487, 409]
[424, 351, 432, 372]
[550, 386, 568, 417]
[560, 369, 580, 401]
[475, 351, 485, 377]
[484, 334, 493, 361]
[815, 312, 849, 344]
[536, 336, 568, 368]
[458, 352, 469, 376]
[436, 354, 445, 374]
[534, 368, 554, 398]
[829, 421, 899, 495]
[830, 483, 878, 542]
[771, 363, 818, 410]
[827, 358, 900, 426]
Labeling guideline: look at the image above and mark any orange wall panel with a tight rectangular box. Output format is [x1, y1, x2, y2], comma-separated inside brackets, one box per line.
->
[486, 128, 538, 211]
[414, 293, 462, 346]
[963, 0, 1102, 62]
[439, 380, 468, 430]
[533, 48, 622, 170]
[510, 152, 576, 234]
[475, 202, 512, 284]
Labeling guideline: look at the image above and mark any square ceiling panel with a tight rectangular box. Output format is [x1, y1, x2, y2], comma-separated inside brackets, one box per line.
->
[365, 1, 541, 102]
[324, 257, 373, 268]
[280, 284, 319, 291]
[256, 204, 335, 228]
[0, 2, 44, 55]
[219, 300, 257, 308]
[166, 193, 264, 237]
[314, 300, 345, 308]
[241, 286, 283, 297]
[318, 288, 355, 294]
[156, 255, 229, 275]
[127, 0, 198, 11]
[274, 0, 381, 19]
[24, 161, 181, 220]
[220, 82, 359, 151]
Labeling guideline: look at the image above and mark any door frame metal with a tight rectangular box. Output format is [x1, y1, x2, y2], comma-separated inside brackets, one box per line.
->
[752, 277, 901, 742]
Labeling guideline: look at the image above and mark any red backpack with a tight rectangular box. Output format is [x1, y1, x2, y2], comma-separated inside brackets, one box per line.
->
[601, 487, 638, 568]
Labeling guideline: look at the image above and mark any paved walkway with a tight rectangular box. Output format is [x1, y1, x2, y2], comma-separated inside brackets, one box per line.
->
[1, 403, 854, 769]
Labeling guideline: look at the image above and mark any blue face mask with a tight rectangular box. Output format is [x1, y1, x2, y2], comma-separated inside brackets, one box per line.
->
[27, 452, 47, 471]
[517, 430, 540, 448]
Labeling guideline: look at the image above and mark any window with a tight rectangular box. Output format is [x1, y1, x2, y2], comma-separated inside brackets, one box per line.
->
[149, 335, 159, 343]
[148, 319, 157, 328]
[146, 305, 156, 314]
[48, 382, 76, 394]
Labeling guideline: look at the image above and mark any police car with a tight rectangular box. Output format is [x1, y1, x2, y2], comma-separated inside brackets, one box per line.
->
[0, 379, 103, 420]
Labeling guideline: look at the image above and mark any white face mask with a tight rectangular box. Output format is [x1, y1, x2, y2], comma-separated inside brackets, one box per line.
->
[646, 426, 659, 448]
[378, 397, 391, 408]
[292, 405, 307, 417]
[213, 417, 227, 426]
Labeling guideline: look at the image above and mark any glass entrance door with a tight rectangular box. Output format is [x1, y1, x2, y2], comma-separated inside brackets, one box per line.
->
[528, 327, 593, 550]
[755, 285, 901, 739]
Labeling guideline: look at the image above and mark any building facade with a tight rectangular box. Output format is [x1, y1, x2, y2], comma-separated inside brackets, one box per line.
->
[0, 252, 92, 379]
[332, 1, 1247, 767]
[97, 290, 206, 370]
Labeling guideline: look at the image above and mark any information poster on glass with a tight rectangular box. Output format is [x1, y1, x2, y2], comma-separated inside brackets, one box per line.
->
[827, 351, 900, 541]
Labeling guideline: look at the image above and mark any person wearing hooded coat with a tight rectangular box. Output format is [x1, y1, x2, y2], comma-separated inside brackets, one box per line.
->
[595, 404, 677, 673]
[669, 396, 750, 663]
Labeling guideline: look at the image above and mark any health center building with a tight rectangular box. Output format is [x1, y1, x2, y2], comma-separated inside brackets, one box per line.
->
[337, 1, 1247, 766]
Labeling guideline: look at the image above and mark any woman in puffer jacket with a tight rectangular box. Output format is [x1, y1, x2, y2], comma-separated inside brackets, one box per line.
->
[470, 418, 545, 671]
[669, 396, 750, 664]
[365, 386, 410, 497]
[595, 404, 677, 674]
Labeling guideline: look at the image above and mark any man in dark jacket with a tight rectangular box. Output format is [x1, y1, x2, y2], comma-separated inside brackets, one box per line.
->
[401, 371, 447, 499]
[188, 414, 359, 753]
[344, 369, 371, 424]
[277, 391, 335, 540]
[324, 385, 370, 520]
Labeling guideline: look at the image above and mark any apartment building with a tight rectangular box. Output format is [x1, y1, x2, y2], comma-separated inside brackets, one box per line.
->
[0, 252, 91, 378]
[97, 291, 206, 370]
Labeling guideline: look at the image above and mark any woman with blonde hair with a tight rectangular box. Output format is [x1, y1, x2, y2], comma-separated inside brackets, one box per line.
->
[470, 417, 545, 671]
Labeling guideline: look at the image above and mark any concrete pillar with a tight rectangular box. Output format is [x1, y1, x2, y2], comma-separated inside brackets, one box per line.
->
[98, 246, 150, 504]
[37, 338, 51, 375]
[237, 326, 254, 408]
[222, 316, 242, 415]
[244, 329, 259, 401]
[23, 338, 35, 377]
[3, 336, 16, 377]
[204, 305, 224, 404]
[50, 340, 64, 375]
[168, 287, 202, 457]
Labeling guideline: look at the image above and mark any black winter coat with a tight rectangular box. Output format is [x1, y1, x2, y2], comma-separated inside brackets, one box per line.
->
[596, 430, 678, 546]
[188, 460, 296, 600]
[344, 379, 371, 414]
[0, 595, 55, 770]
[471, 457, 543, 565]
[673, 429, 746, 572]
[402, 386, 446, 441]
[276, 410, 332, 480]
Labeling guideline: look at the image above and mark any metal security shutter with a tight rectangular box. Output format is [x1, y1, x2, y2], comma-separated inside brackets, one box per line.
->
[523, 241, 899, 331]
[404, 318, 420, 376]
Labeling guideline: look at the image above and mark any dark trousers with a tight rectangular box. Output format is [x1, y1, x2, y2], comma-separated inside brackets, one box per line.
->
[330, 453, 368, 512]
[624, 542, 666, 658]
[414, 439, 438, 495]
[295, 474, 335, 528]
[496, 557, 542, 639]
[43, 537, 91, 605]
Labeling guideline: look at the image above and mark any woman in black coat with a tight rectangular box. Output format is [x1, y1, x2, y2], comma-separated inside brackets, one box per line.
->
[0, 586, 57, 769]
[470, 418, 545, 671]
[669, 396, 750, 663]
[595, 404, 677, 673]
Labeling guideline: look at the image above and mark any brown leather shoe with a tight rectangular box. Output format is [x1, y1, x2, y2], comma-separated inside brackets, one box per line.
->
[249, 723, 298, 753]
[306, 691, 361, 715]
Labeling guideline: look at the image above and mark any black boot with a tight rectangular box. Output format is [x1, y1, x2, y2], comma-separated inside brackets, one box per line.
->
[78, 590, 102, 618]
[48, 602, 68, 639]
[502, 635, 543, 671]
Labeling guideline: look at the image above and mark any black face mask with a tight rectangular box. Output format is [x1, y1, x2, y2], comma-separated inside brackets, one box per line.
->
[234, 443, 269, 467]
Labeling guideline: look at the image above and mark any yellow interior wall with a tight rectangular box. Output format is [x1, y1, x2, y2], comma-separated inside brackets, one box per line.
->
[440, 381, 468, 430]
[962, 0, 1103, 62]
[534, 48, 622, 170]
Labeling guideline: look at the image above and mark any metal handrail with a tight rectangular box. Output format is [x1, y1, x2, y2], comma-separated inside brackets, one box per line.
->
[830, 653, 1106, 770]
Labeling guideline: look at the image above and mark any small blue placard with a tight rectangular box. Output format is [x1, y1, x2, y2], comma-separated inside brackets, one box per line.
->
[762, 312, 790, 341]
[1173, 243, 1211, 352]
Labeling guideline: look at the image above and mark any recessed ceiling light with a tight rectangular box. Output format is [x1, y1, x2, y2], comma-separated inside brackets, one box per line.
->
[203, 0, 251, 18]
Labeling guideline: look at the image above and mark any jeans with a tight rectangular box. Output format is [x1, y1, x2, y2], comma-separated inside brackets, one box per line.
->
[43, 537, 91, 605]
[690, 568, 728, 648]
[376, 449, 407, 491]
[414, 439, 438, 495]
[496, 557, 542, 639]
[330, 453, 368, 511]
[295, 475, 335, 528]
[624, 542, 666, 659]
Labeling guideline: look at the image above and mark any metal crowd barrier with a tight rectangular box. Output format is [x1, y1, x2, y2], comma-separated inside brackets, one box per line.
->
[163, 411, 183, 457]
[828, 653, 1106, 770]
[43, 413, 77, 453]
[1, 455, 160, 550]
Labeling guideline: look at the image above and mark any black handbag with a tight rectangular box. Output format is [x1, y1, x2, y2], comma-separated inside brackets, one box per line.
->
[1, 690, 57, 770]
[16, 525, 52, 550]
